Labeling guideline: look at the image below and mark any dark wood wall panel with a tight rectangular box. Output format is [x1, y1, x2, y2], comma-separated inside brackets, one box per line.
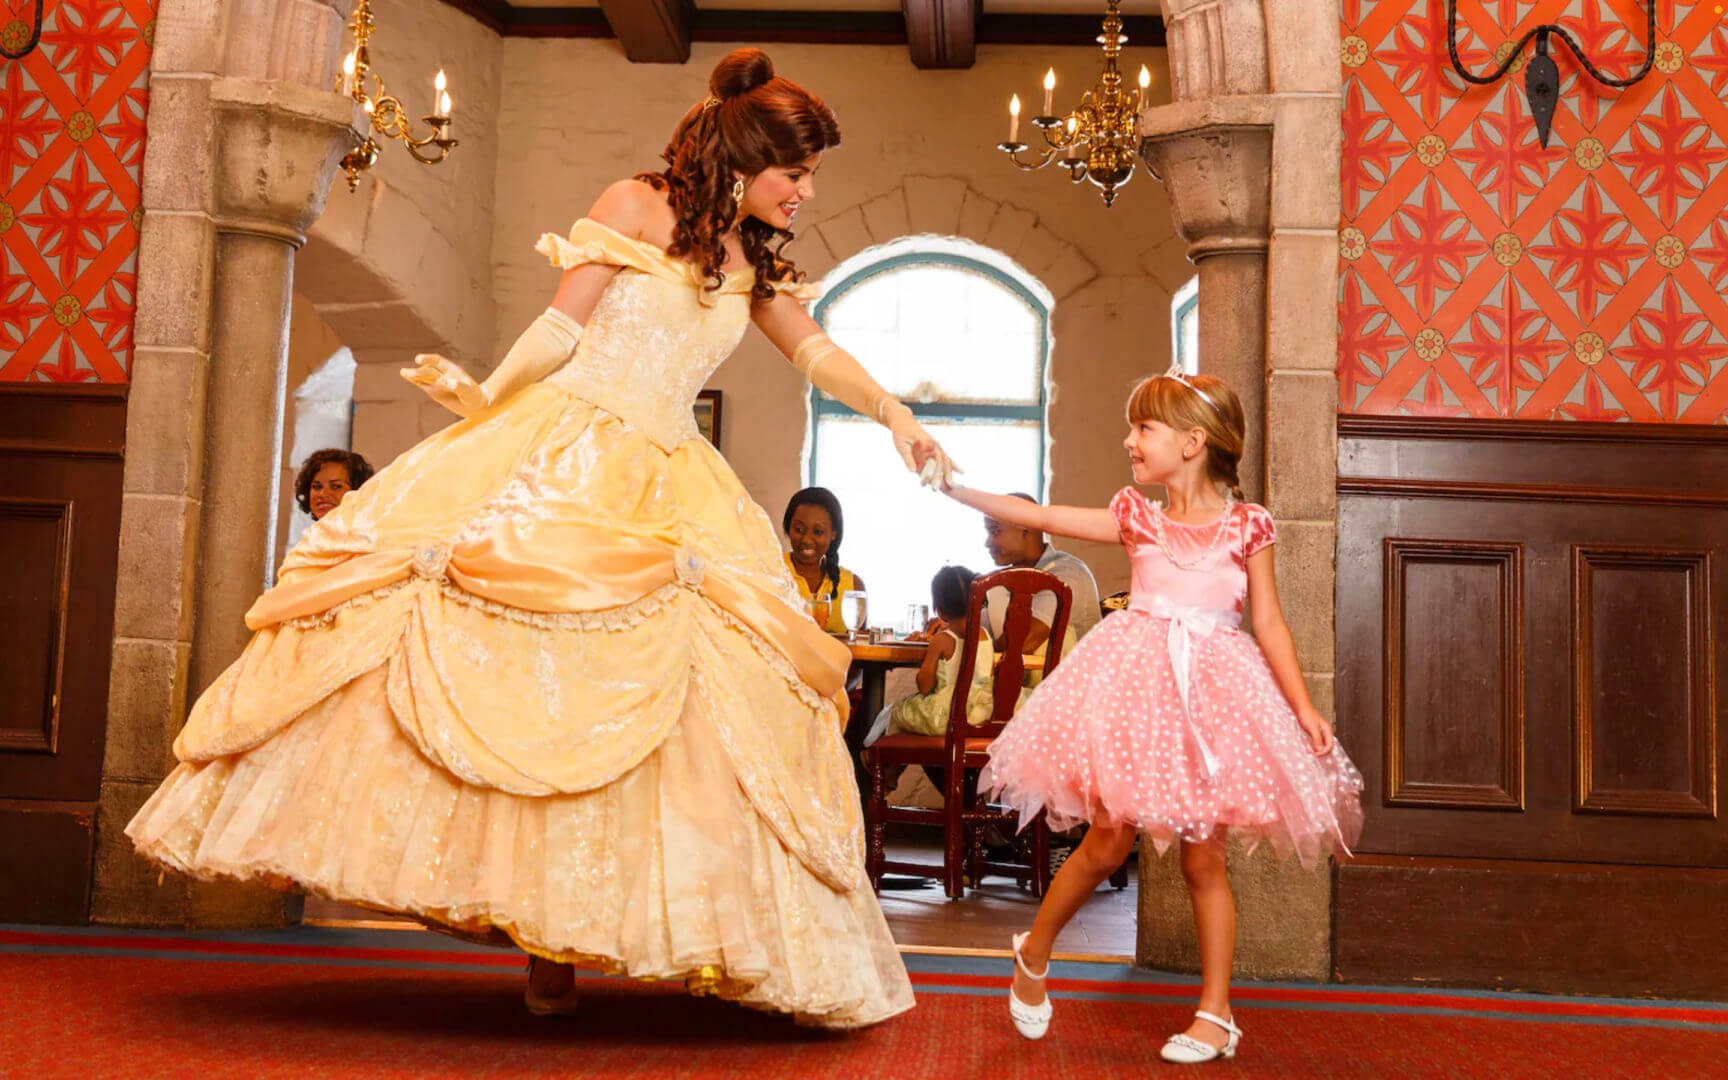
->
[1335, 854, 1728, 1001]
[1337, 417, 1728, 997]
[0, 499, 74, 754]
[1384, 540, 1523, 810]
[0, 386, 126, 924]
[1573, 547, 1715, 818]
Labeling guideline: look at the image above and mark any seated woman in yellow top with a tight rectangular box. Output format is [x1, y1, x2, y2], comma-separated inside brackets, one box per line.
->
[782, 486, 862, 635]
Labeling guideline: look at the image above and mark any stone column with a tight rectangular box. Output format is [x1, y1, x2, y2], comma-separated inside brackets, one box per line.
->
[94, 75, 352, 929]
[1140, 117, 1273, 499]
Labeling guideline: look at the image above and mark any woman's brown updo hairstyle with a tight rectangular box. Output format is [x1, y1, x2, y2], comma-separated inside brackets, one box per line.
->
[637, 48, 841, 304]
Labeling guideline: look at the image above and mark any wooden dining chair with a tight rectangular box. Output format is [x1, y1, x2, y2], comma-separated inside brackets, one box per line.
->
[863, 566, 1073, 899]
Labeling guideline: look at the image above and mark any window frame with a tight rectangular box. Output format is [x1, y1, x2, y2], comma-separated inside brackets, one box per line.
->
[807, 249, 1052, 500]
[1171, 275, 1199, 375]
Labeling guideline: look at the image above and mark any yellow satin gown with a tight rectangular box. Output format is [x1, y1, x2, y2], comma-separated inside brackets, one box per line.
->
[126, 219, 915, 1028]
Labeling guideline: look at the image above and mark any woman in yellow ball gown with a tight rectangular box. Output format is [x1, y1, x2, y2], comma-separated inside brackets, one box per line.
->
[125, 48, 952, 1030]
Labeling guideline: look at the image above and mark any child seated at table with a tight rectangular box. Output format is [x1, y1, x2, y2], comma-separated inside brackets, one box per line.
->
[864, 566, 999, 746]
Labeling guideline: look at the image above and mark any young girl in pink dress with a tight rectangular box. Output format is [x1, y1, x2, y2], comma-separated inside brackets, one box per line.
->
[941, 368, 1362, 1061]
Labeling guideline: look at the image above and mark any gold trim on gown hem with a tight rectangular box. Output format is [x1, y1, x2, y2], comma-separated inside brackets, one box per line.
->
[125, 219, 913, 1029]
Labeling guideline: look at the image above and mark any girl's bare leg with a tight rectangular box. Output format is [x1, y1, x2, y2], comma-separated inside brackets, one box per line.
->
[1177, 831, 1235, 1047]
[1012, 821, 1139, 1006]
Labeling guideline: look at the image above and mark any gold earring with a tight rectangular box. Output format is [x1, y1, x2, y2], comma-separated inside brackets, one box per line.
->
[732, 177, 745, 203]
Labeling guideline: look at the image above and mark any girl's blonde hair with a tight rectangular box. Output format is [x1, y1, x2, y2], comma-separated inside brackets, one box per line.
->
[1126, 373, 1247, 500]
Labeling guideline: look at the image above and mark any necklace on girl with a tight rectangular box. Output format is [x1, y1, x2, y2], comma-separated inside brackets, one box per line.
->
[1151, 492, 1236, 571]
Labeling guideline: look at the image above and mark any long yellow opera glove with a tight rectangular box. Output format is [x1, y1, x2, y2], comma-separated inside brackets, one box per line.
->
[402, 307, 584, 417]
[791, 332, 958, 489]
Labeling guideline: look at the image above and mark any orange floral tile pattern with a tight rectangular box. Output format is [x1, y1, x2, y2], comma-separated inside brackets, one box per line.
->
[1340, 1, 1728, 422]
[0, 0, 154, 382]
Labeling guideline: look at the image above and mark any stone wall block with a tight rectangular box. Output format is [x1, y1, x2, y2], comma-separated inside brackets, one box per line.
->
[352, 399, 425, 465]
[134, 212, 217, 351]
[271, 0, 345, 91]
[112, 494, 199, 642]
[814, 206, 873, 261]
[790, 227, 837, 281]
[1268, 229, 1342, 372]
[1041, 244, 1098, 301]
[903, 175, 968, 236]
[1265, 371, 1339, 521]
[150, 0, 226, 76]
[983, 204, 1037, 259]
[1266, 0, 1343, 95]
[1014, 224, 1064, 275]
[861, 189, 910, 244]
[140, 74, 213, 213]
[103, 640, 192, 782]
[318, 299, 446, 350]
[124, 348, 210, 498]
[1272, 520, 1336, 671]
[1270, 95, 1343, 231]
[955, 189, 1000, 245]
[91, 780, 189, 927]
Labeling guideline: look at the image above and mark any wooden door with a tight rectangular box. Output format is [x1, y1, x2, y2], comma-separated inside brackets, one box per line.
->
[1334, 417, 1728, 1000]
[0, 385, 127, 923]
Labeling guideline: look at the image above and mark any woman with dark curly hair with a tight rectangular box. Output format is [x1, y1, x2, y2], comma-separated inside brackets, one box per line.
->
[294, 448, 374, 521]
[128, 48, 943, 1029]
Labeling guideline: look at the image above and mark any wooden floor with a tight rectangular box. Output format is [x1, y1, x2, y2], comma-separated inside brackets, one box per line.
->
[304, 834, 1138, 960]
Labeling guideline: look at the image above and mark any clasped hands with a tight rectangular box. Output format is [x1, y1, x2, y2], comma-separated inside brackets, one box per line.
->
[891, 418, 959, 492]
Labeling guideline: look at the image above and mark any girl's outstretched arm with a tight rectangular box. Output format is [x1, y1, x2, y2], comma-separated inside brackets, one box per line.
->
[945, 484, 1119, 546]
[1245, 549, 1335, 755]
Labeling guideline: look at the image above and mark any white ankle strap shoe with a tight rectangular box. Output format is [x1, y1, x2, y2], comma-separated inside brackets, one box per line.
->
[1008, 932, 1053, 1040]
[1159, 1009, 1242, 1063]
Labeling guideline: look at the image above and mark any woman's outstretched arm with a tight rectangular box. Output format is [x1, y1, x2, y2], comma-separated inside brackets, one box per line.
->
[944, 485, 1120, 546]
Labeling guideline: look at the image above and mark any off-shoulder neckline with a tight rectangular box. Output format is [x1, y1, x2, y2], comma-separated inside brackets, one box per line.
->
[576, 217, 756, 280]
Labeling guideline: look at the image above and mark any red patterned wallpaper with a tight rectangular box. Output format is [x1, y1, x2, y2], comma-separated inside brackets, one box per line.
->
[0, 0, 153, 383]
[1340, 1, 1728, 423]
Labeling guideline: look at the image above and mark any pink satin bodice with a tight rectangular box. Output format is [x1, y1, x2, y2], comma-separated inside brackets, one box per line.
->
[1109, 488, 1276, 615]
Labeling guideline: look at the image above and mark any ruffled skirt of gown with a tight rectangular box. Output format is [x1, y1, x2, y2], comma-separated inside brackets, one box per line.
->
[979, 608, 1364, 867]
[125, 381, 913, 1028]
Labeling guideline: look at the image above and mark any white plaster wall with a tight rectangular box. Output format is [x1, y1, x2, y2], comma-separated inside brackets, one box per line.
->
[489, 39, 1193, 594]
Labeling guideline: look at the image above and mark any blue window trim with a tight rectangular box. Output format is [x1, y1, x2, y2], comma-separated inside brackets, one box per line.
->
[807, 250, 1050, 499]
[1172, 278, 1200, 374]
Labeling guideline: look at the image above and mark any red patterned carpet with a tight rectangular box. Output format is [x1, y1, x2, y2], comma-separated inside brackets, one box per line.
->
[4, 926, 1724, 1079]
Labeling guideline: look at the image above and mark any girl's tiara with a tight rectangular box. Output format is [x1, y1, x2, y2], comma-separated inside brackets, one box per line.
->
[1159, 365, 1225, 414]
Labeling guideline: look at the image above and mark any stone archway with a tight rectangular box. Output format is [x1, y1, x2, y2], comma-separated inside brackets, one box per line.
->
[1134, 0, 1343, 981]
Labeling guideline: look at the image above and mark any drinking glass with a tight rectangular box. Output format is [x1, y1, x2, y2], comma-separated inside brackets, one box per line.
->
[841, 590, 867, 642]
[810, 597, 832, 630]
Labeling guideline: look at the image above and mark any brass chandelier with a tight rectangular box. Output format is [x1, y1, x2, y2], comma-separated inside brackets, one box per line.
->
[335, 0, 459, 192]
[996, 0, 1154, 208]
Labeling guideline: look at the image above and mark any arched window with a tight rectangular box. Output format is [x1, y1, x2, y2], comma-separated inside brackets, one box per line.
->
[1172, 275, 1198, 374]
[808, 236, 1051, 630]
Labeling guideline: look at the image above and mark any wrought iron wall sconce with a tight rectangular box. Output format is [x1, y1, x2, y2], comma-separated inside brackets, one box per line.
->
[1446, 0, 1656, 148]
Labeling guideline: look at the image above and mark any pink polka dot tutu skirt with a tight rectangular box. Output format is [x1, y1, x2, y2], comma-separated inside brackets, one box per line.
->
[979, 604, 1364, 866]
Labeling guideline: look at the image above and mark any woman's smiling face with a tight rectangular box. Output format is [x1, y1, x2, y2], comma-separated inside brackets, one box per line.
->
[786, 503, 834, 571]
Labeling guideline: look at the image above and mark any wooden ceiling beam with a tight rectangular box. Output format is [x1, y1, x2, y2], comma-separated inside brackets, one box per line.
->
[903, 0, 979, 69]
[597, 0, 693, 63]
[429, 3, 1167, 50]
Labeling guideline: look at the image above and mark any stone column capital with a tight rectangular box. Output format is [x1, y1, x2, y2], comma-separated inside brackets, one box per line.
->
[210, 77, 357, 248]
[1138, 112, 1273, 263]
